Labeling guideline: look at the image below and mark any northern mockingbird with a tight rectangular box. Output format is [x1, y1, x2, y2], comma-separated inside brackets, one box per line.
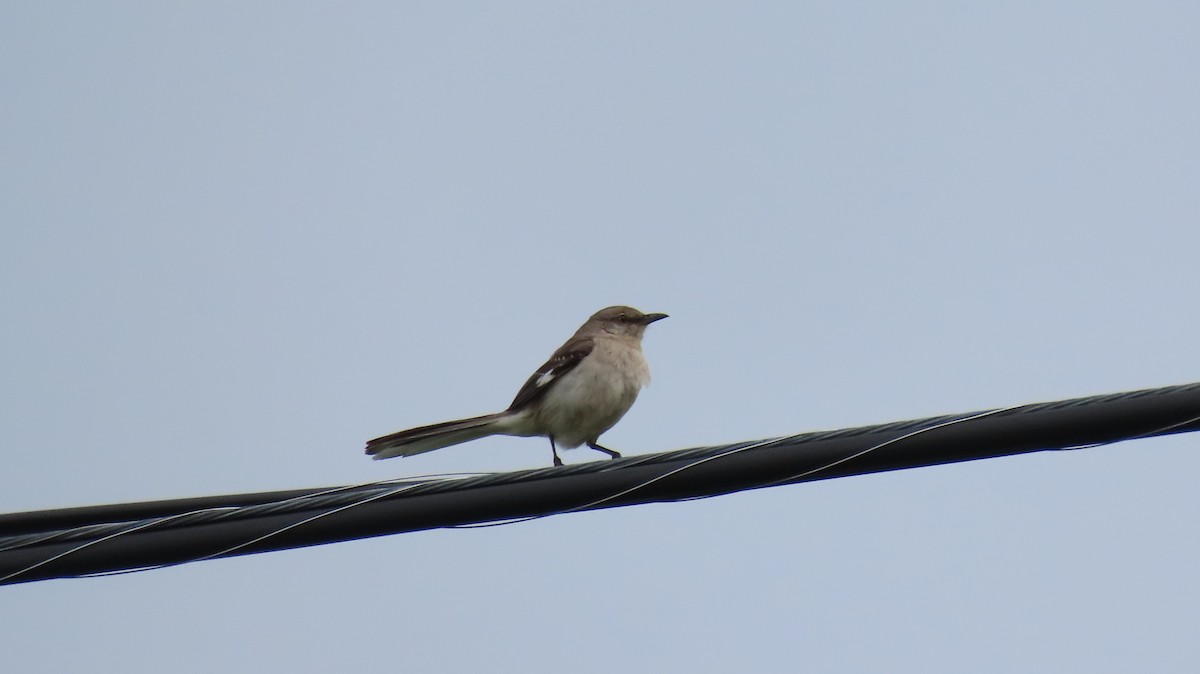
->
[365, 306, 668, 466]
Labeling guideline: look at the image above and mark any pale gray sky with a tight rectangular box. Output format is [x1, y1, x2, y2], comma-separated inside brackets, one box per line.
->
[3, 2, 1199, 672]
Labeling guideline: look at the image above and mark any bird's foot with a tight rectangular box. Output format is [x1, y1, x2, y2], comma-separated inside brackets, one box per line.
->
[587, 442, 622, 460]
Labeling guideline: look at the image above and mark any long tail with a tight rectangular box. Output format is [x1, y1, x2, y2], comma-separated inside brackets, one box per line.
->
[365, 412, 513, 460]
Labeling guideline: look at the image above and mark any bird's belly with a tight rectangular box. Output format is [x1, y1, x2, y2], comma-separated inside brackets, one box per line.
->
[533, 351, 646, 448]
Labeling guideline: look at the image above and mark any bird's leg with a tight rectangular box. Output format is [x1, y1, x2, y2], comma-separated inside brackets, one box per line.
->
[587, 442, 622, 460]
[550, 436, 564, 467]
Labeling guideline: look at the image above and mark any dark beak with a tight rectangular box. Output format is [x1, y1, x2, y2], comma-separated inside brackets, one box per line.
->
[640, 313, 669, 325]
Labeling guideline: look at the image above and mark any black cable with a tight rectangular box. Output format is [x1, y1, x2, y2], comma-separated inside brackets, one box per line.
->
[1, 381, 1197, 586]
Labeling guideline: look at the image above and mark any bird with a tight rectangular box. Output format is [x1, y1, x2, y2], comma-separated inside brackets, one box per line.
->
[365, 306, 668, 466]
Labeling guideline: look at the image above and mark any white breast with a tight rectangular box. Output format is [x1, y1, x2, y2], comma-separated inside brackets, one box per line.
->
[532, 336, 650, 448]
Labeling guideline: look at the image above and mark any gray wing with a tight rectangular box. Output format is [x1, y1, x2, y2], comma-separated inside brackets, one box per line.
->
[507, 335, 594, 412]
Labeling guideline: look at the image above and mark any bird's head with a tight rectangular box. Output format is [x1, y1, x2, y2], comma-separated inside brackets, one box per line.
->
[587, 306, 669, 338]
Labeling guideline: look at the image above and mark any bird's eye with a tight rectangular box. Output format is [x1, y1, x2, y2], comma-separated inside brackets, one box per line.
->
[616, 314, 628, 322]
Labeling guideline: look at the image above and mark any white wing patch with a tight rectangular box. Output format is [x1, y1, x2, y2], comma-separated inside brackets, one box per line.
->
[536, 370, 557, 387]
